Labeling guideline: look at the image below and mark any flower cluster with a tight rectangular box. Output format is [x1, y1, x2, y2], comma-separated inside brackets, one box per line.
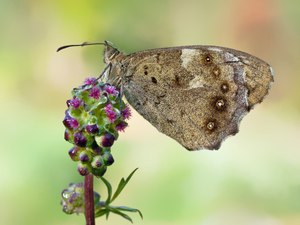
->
[63, 78, 131, 176]
[61, 173, 143, 222]
[61, 183, 100, 215]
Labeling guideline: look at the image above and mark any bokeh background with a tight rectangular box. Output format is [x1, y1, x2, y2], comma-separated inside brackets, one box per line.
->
[1, 0, 300, 224]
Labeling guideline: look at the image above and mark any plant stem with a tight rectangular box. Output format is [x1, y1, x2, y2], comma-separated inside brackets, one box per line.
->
[84, 174, 95, 225]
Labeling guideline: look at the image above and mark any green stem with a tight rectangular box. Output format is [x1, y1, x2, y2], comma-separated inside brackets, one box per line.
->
[84, 174, 95, 225]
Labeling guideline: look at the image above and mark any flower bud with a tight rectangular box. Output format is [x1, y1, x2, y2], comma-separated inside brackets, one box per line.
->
[68, 147, 81, 161]
[92, 166, 107, 177]
[86, 124, 99, 134]
[64, 129, 72, 141]
[79, 151, 90, 163]
[69, 98, 82, 109]
[102, 151, 114, 166]
[98, 133, 115, 147]
[91, 156, 104, 168]
[91, 141, 103, 155]
[74, 132, 87, 147]
[77, 163, 89, 176]
[63, 114, 79, 130]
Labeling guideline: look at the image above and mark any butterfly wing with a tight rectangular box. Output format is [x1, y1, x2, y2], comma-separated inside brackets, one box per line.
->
[122, 46, 273, 150]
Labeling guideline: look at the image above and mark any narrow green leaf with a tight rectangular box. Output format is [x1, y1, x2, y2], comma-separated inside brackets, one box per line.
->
[95, 208, 108, 218]
[125, 168, 138, 183]
[100, 176, 112, 204]
[112, 206, 143, 219]
[105, 210, 110, 220]
[111, 168, 138, 202]
[109, 208, 133, 223]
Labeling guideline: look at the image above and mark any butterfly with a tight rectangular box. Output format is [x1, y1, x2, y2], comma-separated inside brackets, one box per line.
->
[58, 41, 274, 150]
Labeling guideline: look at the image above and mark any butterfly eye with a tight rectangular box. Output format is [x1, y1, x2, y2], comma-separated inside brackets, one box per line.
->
[215, 99, 226, 110]
[212, 66, 221, 77]
[206, 121, 215, 130]
[220, 83, 229, 93]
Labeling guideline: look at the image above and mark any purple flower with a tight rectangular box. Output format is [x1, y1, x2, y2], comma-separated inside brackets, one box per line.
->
[101, 133, 115, 147]
[84, 77, 97, 85]
[116, 121, 128, 132]
[91, 142, 103, 155]
[69, 98, 82, 109]
[79, 151, 90, 163]
[77, 163, 89, 176]
[103, 152, 114, 166]
[66, 99, 71, 107]
[104, 104, 117, 122]
[94, 160, 103, 168]
[63, 114, 79, 130]
[74, 132, 87, 147]
[64, 130, 70, 141]
[68, 147, 80, 161]
[89, 87, 101, 99]
[104, 85, 119, 96]
[121, 104, 131, 120]
[85, 124, 99, 134]
[91, 156, 103, 168]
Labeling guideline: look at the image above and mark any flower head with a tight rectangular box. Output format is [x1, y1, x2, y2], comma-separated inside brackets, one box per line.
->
[121, 104, 132, 120]
[69, 98, 82, 109]
[84, 77, 97, 85]
[104, 84, 119, 96]
[105, 104, 117, 122]
[74, 132, 87, 147]
[61, 183, 84, 214]
[63, 114, 79, 130]
[116, 121, 128, 132]
[99, 133, 115, 147]
[63, 78, 131, 176]
[85, 124, 99, 134]
[89, 86, 101, 99]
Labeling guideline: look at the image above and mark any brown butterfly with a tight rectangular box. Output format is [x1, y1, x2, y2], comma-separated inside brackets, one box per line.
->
[58, 41, 274, 150]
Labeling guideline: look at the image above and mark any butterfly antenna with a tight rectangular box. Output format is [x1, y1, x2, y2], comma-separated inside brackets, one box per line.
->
[56, 42, 106, 52]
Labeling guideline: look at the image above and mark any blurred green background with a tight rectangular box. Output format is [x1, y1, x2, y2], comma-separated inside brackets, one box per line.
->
[1, 0, 300, 224]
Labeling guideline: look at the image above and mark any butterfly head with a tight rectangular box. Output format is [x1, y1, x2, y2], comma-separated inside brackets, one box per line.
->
[103, 41, 121, 64]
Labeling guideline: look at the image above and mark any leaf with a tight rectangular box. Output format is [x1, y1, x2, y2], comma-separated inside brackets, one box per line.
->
[111, 168, 138, 202]
[111, 206, 143, 219]
[100, 176, 112, 204]
[109, 207, 133, 223]
[95, 208, 108, 218]
[105, 211, 110, 220]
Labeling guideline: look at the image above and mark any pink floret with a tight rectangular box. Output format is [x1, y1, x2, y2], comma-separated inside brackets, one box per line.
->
[89, 87, 101, 99]
[84, 77, 97, 85]
[116, 121, 128, 132]
[104, 85, 119, 96]
[121, 105, 131, 120]
[104, 104, 117, 122]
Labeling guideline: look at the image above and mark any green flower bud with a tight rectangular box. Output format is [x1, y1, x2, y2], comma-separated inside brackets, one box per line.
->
[91, 155, 104, 168]
[102, 151, 114, 166]
[92, 166, 107, 177]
